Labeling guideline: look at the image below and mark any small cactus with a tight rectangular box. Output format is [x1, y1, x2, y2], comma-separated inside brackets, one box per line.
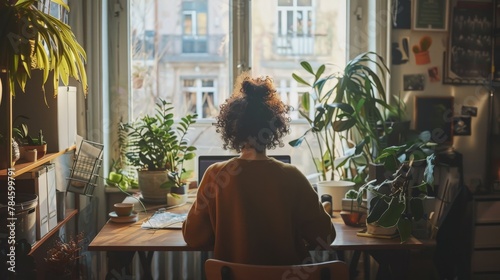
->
[38, 129, 45, 145]
[412, 36, 432, 53]
[419, 36, 432, 52]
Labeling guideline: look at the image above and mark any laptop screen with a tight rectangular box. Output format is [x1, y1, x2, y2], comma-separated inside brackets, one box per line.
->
[197, 155, 291, 184]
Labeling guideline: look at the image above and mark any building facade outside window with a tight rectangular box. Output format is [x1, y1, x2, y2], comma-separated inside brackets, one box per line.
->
[125, 0, 346, 176]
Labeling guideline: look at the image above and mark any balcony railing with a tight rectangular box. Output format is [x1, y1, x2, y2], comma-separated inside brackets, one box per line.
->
[161, 34, 227, 62]
[272, 33, 332, 57]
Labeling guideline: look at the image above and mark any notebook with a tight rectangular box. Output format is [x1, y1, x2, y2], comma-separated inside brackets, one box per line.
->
[197, 155, 291, 184]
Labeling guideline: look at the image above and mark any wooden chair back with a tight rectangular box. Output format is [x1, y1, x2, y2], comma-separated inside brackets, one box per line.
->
[205, 259, 349, 280]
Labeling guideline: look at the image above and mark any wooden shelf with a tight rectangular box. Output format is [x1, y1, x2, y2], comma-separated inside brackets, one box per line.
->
[29, 208, 78, 255]
[0, 145, 75, 178]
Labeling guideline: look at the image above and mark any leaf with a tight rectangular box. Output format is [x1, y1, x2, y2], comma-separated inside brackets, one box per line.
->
[376, 197, 405, 227]
[292, 73, 311, 87]
[160, 180, 175, 189]
[367, 196, 388, 224]
[397, 217, 412, 243]
[300, 61, 314, 75]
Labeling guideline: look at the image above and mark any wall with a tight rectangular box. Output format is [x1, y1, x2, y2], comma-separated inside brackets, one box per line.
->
[390, 0, 492, 191]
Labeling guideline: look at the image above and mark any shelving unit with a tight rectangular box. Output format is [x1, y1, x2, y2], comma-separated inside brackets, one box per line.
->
[29, 209, 78, 255]
[0, 145, 76, 178]
[471, 194, 500, 279]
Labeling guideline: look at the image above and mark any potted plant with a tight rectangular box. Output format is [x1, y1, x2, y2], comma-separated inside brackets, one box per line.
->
[124, 98, 197, 205]
[0, 0, 88, 98]
[13, 118, 47, 159]
[340, 189, 366, 227]
[106, 122, 138, 191]
[44, 233, 84, 279]
[357, 142, 436, 242]
[289, 52, 398, 209]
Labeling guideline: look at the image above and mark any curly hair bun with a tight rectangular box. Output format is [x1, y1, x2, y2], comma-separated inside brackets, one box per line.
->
[242, 79, 271, 102]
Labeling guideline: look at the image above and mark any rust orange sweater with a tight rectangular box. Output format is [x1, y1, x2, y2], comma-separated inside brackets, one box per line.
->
[182, 157, 335, 265]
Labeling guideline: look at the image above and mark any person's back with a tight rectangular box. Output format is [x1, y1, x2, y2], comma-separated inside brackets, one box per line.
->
[182, 74, 335, 265]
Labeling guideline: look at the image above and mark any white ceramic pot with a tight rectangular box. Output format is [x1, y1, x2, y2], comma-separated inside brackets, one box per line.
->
[366, 223, 397, 236]
[316, 180, 355, 211]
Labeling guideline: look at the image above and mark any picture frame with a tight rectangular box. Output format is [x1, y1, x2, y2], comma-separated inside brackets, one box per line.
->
[412, 0, 449, 31]
[414, 96, 454, 146]
[443, 1, 493, 85]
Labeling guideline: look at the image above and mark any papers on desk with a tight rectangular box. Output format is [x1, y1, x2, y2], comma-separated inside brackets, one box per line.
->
[141, 210, 187, 229]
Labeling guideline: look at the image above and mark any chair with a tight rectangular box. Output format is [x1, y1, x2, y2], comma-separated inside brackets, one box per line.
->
[205, 259, 349, 280]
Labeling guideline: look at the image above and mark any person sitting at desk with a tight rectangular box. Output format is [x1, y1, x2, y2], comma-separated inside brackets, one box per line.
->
[182, 73, 335, 265]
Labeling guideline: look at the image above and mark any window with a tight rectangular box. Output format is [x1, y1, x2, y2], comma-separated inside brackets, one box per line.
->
[182, 3, 208, 53]
[123, 0, 347, 175]
[182, 78, 218, 118]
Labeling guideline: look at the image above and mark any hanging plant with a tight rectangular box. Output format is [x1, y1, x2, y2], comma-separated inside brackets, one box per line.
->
[0, 0, 88, 98]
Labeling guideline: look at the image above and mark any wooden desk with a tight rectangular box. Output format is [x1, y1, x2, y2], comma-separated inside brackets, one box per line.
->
[89, 206, 433, 279]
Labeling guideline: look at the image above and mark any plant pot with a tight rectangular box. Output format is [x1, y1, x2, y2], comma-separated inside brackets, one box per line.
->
[340, 211, 366, 227]
[366, 223, 397, 236]
[167, 185, 187, 206]
[316, 181, 355, 211]
[414, 50, 430, 65]
[138, 170, 169, 204]
[23, 144, 47, 159]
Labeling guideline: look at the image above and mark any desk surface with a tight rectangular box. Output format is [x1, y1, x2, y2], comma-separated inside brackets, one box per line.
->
[88, 203, 432, 252]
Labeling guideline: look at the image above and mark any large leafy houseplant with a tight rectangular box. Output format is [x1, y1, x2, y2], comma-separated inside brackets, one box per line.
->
[0, 0, 88, 97]
[357, 132, 436, 242]
[289, 52, 398, 183]
[125, 99, 197, 192]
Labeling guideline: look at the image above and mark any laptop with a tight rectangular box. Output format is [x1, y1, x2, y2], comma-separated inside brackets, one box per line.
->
[197, 155, 291, 184]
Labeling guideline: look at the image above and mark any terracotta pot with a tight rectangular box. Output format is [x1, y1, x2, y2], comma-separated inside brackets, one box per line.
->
[414, 51, 430, 65]
[23, 144, 47, 159]
[340, 211, 365, 227]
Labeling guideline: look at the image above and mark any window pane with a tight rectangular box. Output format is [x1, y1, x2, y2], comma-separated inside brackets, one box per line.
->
[197, 12, 207, 35]
[278, 0, 293, 6]
[130, 0, 229, 119]
[297, 0, 312, 6]
[252, 0, 346, 120]
[183, 13, 193, 35]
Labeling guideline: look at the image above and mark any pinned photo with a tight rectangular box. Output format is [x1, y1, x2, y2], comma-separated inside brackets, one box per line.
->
[403, 74, 425, 91]
[428, 66, 440, 82]
[461, 106, 478, 117]
[453, 116, 471, 136]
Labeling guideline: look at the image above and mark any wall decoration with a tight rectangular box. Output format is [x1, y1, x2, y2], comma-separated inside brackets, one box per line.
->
[412, 36, 432, 65]
[392, 37, 410, 65]
[444, 1, 493, 85]
[428, 66, 440, 82]
[403, 74, 425, 91]
[461, 105, 478, 117]
[453, 116, 472, 136]
[413, 0, 449, 31]
[393, 0, 412, 29]
[414, 96, 454, 145]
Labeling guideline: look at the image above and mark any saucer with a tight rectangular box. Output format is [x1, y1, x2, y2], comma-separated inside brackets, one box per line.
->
[109, 211, 138, 223]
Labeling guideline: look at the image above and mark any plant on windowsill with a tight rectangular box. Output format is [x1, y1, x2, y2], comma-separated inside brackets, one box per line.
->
[289, 52, 398, 183]
[106, 121, 138, 191]
[357, 133, 436, 242]
[288, 52, 398, 210]
[124, 98, 197, 205]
